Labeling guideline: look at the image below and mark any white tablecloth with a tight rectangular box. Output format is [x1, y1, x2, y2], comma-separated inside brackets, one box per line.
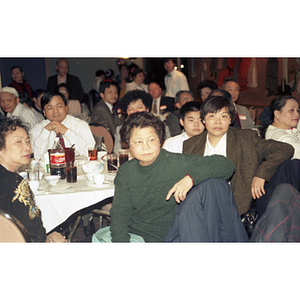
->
[35, 173, 115, 233]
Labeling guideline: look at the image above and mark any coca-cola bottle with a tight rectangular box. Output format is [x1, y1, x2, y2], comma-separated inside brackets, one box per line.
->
[50, 137, 66, 179]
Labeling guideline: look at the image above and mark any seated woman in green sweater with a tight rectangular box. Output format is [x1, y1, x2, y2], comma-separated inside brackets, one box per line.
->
[93, 111, 248, 242]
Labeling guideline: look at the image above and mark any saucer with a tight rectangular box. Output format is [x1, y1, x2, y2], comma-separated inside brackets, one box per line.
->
[85, 180, 111, 187]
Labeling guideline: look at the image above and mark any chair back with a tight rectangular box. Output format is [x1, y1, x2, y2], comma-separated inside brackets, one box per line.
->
[0, 210, 29, 242]
[89, 126, 114, 153]
[88, 90, 101, 112]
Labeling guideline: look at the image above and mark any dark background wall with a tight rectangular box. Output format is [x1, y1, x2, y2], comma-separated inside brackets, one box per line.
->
[0, 58, 47, 91]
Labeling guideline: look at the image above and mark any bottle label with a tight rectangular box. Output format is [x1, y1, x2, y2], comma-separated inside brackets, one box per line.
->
[50, 153, 65, 165]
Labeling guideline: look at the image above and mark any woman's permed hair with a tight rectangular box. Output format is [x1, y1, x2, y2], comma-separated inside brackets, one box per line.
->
[119, 90, 153, 112]
[0, 117, 29, 151]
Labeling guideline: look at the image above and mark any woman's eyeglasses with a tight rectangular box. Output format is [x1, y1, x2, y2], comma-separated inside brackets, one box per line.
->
[129, 138, 160, 149]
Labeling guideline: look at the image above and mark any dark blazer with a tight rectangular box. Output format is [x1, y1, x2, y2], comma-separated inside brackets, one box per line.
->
[160, 96, 175, 113]
[47, 73, 84, 102]
[183, 127, 294, 215]
[90, 99, 123, 138]
[166, 110, 182, 137]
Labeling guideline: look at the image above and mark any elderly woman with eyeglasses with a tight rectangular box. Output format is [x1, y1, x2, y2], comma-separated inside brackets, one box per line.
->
[93, 111, 249, 243]
[0, 117, 67, 242]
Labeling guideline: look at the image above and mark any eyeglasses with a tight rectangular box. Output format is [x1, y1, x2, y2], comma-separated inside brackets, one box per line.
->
[45, 104, 64, 111]
[129, 138, 160, 149]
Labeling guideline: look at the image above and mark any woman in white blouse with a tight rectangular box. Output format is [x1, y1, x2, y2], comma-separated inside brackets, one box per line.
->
[126, 68, 148, 93]
[265, 95, 300, 159]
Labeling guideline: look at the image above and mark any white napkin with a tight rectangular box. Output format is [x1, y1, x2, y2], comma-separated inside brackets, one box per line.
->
[51, 184, 75, 193]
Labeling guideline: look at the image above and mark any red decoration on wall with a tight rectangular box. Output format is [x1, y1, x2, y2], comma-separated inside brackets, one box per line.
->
[218, 58, 251, 91]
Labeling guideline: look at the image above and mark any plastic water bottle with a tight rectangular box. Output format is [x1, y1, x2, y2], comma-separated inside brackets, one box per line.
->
[50, 137, 66, 179]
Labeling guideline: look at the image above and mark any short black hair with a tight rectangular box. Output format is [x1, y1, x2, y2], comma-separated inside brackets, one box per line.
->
[19, 92, 34, 108]
[132, 67, 144, 79]
[196, 80, 218, 98]
[0, 117, 29, 151]
[55, 83, 70, 93]
[179, 101, 201, 120]
[11, 66, 23, 73]
[118, 64, 128, 71]
[96, 69, 105, 77]
[208, 89, 231, 101]
[120, 111, 165, 146]
[41, 91, 67, 111]
[99, 80, 120, 95]
[163, 58, 176, 64]
[119, 90, 153, 112]
[201, 96, 235, 123]
[33, 89, 46, 99]
[223, 78, 239, 88]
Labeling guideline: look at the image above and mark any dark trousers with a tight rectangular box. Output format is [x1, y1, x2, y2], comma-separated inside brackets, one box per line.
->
[257, 159, 300, 219]
[164, 179, 249, 242]
[250, 183, 300, 242]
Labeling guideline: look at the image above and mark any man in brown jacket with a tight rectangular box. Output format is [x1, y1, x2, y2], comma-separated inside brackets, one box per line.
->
[183, 96, 294, 216]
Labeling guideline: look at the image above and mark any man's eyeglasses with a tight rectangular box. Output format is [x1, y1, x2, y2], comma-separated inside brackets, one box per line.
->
[45, 104, 64, 111]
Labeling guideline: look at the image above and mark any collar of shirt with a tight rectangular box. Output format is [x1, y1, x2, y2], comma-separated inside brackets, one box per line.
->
[7, 102, 22, 117]
[181, 131, 189, 141]
[204, 133, 227, 157]
[153, 96, 161, 108]
[57, 74, 67, 85]
[104, 101, 113, 113]
[232, 102, 238, 113]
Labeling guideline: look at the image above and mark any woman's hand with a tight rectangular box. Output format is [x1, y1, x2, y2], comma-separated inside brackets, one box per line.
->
[47, 231, 68, 243]
[251, 176, 266, 199]
[166, 175, 194, 203]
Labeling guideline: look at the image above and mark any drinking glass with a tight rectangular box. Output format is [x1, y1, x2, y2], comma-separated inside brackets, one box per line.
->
[118, 149, 129, 166]
[88, 148, 98, 161]
[107, 153, 118, 172]
[66, 165, 77, 183]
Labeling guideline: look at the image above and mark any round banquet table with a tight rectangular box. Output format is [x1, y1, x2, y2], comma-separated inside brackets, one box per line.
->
[35, 172, 116, 233]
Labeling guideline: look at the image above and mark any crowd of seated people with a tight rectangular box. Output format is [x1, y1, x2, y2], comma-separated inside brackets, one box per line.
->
[0, 57, 299, 243]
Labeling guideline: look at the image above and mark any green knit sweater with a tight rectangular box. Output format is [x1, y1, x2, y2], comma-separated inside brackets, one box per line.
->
[110, 149, 235, 242]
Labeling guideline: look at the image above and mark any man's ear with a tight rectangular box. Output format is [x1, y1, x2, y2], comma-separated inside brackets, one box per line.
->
[16, 97, 20, 104]
[55, 65, 59, 72]
[175, 102, 181, 109]
[179, 118, 184, 127]
[100, 93, 104, 99]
